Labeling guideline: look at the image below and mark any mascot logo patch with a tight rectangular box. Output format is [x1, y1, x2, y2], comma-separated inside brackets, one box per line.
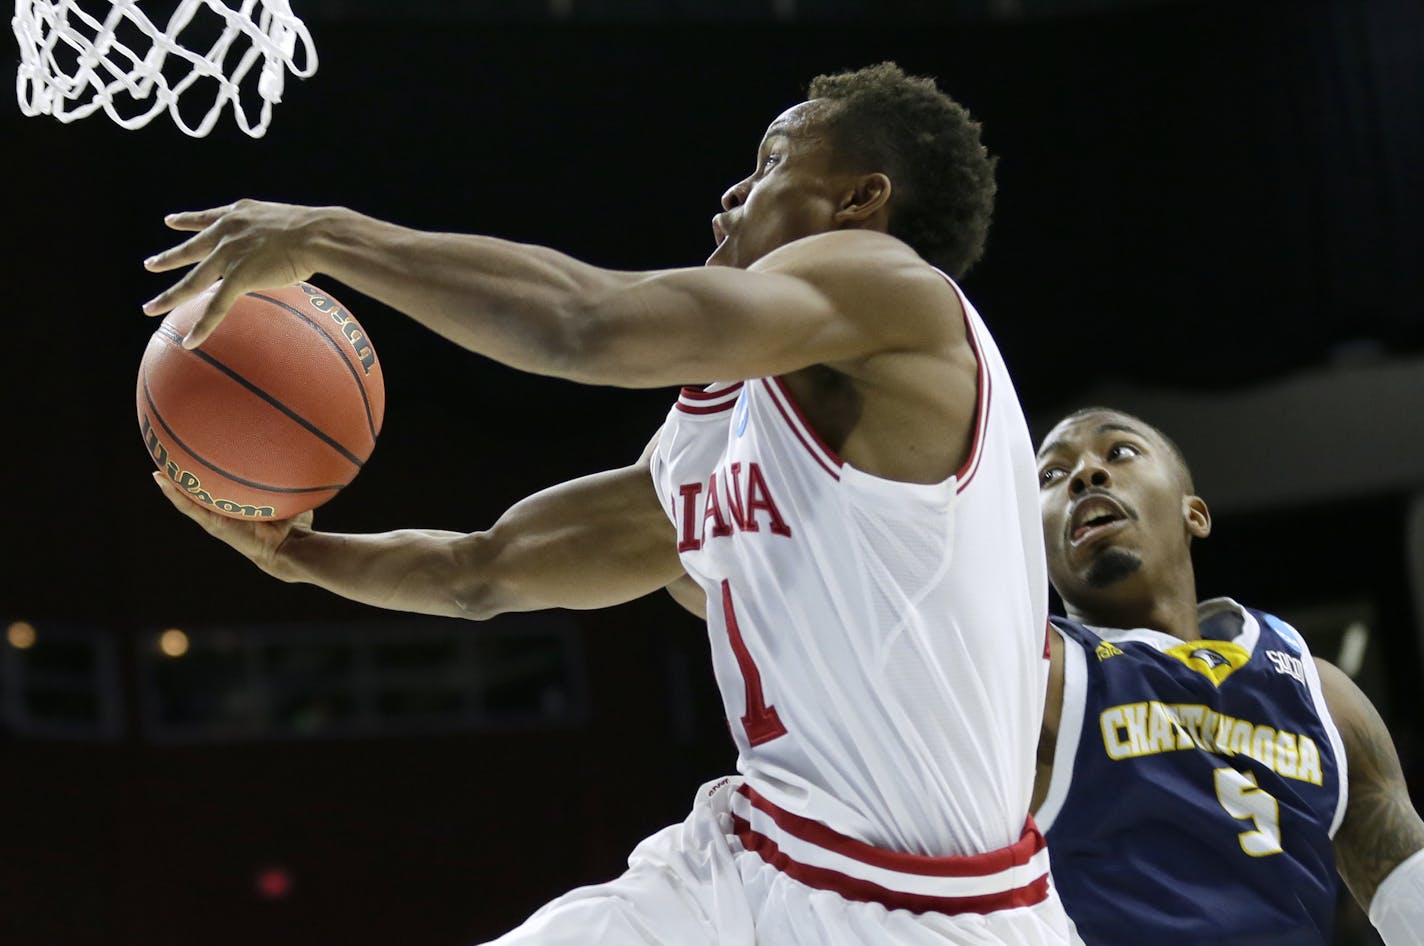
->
[1165, 639, 1250, 686]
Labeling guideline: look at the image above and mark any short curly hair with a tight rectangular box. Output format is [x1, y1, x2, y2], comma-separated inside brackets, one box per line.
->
[807, 62, 997, 279]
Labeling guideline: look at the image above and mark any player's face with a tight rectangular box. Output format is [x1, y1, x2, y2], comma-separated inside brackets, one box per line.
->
[707, 100, 850, 269]
[1036, 411, 1203, 604]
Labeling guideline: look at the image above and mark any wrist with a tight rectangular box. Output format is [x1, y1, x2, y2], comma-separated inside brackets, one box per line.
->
[296, 205, 358, 279]
[264, 527, 316, 584]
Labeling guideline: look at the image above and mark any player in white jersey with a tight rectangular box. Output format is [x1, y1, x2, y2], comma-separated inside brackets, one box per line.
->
[143, 62, 1073, 945]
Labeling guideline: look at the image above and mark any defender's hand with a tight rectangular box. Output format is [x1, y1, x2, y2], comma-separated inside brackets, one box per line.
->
[142, 199, 332, 350]
[153, 471, 314, 579]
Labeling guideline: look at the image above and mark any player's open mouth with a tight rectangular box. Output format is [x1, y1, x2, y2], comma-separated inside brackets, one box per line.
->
[1068, 495, 1129, 546]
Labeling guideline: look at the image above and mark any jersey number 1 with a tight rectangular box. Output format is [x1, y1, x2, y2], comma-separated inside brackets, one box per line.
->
[720, 580, 788, 746]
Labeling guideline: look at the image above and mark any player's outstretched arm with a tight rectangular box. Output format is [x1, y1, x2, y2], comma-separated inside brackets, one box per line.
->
[153, 435, 686, 620]
[142, 201, 957, 383]
[1317, 658, 1424, 944]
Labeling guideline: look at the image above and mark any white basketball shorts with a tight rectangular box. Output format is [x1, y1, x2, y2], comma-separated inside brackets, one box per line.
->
[482, 776, 1078, 946]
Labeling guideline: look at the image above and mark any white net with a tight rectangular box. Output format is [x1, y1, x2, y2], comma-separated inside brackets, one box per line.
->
[13, 0, 317, 137]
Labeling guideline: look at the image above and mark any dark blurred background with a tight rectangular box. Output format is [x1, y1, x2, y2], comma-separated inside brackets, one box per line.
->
[3, 0, 1423, 943]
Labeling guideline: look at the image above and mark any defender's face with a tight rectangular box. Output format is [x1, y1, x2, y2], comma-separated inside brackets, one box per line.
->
[1036, 411, 1195, 602]
[707, 100, 846, 269]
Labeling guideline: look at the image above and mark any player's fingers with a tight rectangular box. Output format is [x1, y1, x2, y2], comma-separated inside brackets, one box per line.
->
[152, 472, 223, 529]
[143, 226, 221, 276]
[142, 253, 225, 318]
[181, 273, 249, 350]
[162, 204, 238, 233]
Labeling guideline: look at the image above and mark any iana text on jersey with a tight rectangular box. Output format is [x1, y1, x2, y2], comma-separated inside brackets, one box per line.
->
[675, 461, 792, 551]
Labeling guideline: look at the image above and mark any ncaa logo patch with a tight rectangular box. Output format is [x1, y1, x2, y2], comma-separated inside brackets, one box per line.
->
[734, 392, 750, 437]
[1262, 613, 1306, 654]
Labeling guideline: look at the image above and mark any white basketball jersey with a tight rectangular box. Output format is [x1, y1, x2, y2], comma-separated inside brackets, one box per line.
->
[650, 275, 1049, 860]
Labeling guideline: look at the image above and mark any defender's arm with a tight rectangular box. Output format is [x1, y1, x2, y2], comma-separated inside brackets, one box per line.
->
[1030, 627, 1067, 815]
[665, 575, 708, 620]
[143, 203, 955, 384]
[156, 434, 685, 620]
[1318, 658, 1424, 944]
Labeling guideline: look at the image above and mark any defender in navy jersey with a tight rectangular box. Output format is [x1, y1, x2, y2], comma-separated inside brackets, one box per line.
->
[1031, 407, 1424, 946]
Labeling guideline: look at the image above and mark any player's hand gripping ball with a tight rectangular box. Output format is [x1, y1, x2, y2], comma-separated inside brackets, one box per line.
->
[137, 282, 385, 520]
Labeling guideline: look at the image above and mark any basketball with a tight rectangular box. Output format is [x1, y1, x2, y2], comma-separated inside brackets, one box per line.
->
[137, 282, 385, 521]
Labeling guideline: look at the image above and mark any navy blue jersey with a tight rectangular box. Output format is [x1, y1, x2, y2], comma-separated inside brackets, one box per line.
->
[1038, 599, 1346, 946]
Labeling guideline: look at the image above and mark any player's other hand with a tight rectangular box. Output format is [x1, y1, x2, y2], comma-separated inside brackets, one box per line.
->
[152, 471, 313, 580]
[142, 199, 331, 350]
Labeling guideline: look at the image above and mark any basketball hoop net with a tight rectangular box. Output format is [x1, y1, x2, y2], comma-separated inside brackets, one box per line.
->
[13, 0, 317, 137]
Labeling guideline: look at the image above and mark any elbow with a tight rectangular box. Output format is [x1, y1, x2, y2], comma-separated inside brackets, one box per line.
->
[550, 308, 601, 383]
[446, 530, 509, 622]
[451, 592, 503, 623]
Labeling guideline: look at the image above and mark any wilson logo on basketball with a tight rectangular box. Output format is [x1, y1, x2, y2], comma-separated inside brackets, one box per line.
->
[298, 283, 377, 375]
[141, 415, 277, 519]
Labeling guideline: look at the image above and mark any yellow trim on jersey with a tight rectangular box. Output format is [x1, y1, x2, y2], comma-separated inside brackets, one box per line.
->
[1162, 639, 1251, 686]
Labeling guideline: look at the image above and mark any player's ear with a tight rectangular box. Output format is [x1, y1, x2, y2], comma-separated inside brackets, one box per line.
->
[834, 172, 892, 225]
[1184, 495, 1211, 541]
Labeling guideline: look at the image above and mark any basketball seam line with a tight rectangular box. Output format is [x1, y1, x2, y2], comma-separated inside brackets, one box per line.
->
[251, 290, 379, 442]
[142, 371, 349, 494]
[157, 322, 366, 469]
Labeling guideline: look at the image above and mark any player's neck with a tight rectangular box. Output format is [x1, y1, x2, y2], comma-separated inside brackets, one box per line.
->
[1066, 569, 1202, 641]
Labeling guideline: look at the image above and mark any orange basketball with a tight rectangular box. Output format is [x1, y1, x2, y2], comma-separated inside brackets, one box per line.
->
[137, 282, 385, 520]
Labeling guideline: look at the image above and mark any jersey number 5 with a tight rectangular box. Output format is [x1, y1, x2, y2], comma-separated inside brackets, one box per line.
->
[1214, 767, 1284, 857]
[720, 580, 788, 746]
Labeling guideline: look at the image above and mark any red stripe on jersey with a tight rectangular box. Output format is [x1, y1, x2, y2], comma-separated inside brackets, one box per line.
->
[768, 377, 843, 466]
[761, 378, 841, 480]
[680, 382, 744, 401]
[676, 383, 744, 414]
[737, 784, 1046, 878]
[730, 814, 1051, 915]
[946, 280, 991, 494]
[676, 400, 739, 415]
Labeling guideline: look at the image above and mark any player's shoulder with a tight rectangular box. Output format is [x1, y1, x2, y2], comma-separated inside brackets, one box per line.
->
[637, 424, 665, 465]
[753, 231, 965, 341]
[1242, 605, 1310, 655]
[1049, 614, 1099, 645]
[755, 230, 931, 277]
[1310, 655, 1372, 733]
